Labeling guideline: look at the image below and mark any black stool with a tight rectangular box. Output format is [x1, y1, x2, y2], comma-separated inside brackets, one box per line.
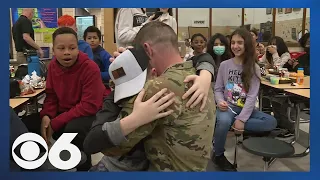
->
[242, 137, 295, 171]
[233, 131, 271, 168]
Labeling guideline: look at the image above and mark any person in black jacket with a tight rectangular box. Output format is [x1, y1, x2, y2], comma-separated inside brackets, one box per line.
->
[283, 33, 310, 75]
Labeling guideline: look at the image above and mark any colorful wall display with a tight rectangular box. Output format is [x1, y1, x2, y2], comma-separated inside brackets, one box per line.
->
[11, 8, 58, 32]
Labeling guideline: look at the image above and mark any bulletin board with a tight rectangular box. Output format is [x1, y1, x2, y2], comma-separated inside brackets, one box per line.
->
[11, 8, 58, 33]
[188, 27, 209, 40]
[274, 18, 304, 42]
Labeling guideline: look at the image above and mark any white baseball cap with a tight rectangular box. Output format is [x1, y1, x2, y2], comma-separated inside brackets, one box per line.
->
[108, 48, 150, 103]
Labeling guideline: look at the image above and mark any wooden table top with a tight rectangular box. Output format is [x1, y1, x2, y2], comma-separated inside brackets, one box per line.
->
[261, 76, 310, 89]
[10, 98, 29, 108]
[18, 88, 46, 98]
[285, 89, 310, 99]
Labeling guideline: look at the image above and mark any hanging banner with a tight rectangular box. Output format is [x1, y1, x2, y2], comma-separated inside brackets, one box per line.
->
[11, 8, 58, 32]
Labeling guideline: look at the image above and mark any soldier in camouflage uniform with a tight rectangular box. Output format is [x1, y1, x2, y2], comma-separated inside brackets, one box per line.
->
[102, 21, 216, 171]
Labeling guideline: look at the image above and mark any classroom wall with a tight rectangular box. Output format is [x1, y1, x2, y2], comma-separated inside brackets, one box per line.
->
[177, 8, 210, 40]
[10, 8, 75, 59]
[102, 8, 116, 53]
[177, 8, 310, 42]
[87, 8, 103, 32]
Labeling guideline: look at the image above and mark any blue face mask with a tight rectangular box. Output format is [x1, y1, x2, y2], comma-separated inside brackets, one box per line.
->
[213, 46, 225, 56]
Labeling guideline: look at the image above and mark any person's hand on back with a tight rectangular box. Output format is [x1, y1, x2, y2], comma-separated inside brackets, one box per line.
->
[109, 46, 175, 124]
[182, 70, 212, 112]
[131, 88, 175, 126]
[111, 47, 213, 112]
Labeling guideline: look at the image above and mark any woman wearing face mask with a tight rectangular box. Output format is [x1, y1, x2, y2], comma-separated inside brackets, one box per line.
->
[259, 36, 291, 69]
[283, 33, 310, 75]
[184, 33, 207, 61]
[207, 33, 232, 80]
[155, 8, 177, 34]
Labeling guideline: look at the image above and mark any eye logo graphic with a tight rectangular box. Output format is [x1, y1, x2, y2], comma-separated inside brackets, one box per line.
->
[12, 133, 81, 170]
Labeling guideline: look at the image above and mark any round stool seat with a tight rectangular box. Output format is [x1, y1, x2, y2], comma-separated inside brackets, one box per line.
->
[242, 137, 295, 158]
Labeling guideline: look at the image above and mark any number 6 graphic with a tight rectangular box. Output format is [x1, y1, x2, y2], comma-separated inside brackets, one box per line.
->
[48, 133, 81, 170]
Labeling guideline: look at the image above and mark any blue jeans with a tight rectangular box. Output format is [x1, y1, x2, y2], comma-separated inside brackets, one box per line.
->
[214, 106, 277, 156]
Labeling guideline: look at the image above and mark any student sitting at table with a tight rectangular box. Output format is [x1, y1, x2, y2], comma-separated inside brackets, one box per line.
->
[83, 26, 112, 90]
[212, 28, 277, 171]
[21, 27, 109, 171]
[259, 36, 291, 69]
[283, 33, 310, 76]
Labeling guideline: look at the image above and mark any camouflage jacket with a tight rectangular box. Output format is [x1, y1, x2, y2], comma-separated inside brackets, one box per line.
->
[102, 61, 216, 171]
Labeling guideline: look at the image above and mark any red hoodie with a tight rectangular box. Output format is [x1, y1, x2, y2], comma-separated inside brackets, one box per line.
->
[40, 51, 111, 131]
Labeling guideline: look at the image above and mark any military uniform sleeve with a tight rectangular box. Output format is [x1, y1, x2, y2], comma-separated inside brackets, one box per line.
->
[101, 76, 183, 156]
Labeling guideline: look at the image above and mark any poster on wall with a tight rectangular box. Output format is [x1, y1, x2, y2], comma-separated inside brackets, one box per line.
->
[11, 8, 58, 32]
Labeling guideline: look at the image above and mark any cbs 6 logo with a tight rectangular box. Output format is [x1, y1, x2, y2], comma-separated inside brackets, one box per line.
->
[12, 133, 81, 170]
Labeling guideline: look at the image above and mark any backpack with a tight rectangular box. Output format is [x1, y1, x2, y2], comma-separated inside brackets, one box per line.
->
[14, 61, 48, 80]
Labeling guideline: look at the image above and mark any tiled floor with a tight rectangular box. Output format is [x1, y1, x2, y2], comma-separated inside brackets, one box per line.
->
[91, 112, 310, 172]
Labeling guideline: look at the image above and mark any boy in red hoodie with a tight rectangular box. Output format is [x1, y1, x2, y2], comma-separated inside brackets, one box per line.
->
[35, 27, 107, 171]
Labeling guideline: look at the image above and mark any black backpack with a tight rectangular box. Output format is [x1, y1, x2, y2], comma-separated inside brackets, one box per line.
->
[14, 61, 48, 80]
[10, 78, 21, 98]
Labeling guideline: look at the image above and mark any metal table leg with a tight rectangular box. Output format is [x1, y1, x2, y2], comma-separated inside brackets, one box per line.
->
[234, 135, 239, 168]
[262, 157, 277, 171]
[291, 103, 310, 157]
[264, 160, 268, 171]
